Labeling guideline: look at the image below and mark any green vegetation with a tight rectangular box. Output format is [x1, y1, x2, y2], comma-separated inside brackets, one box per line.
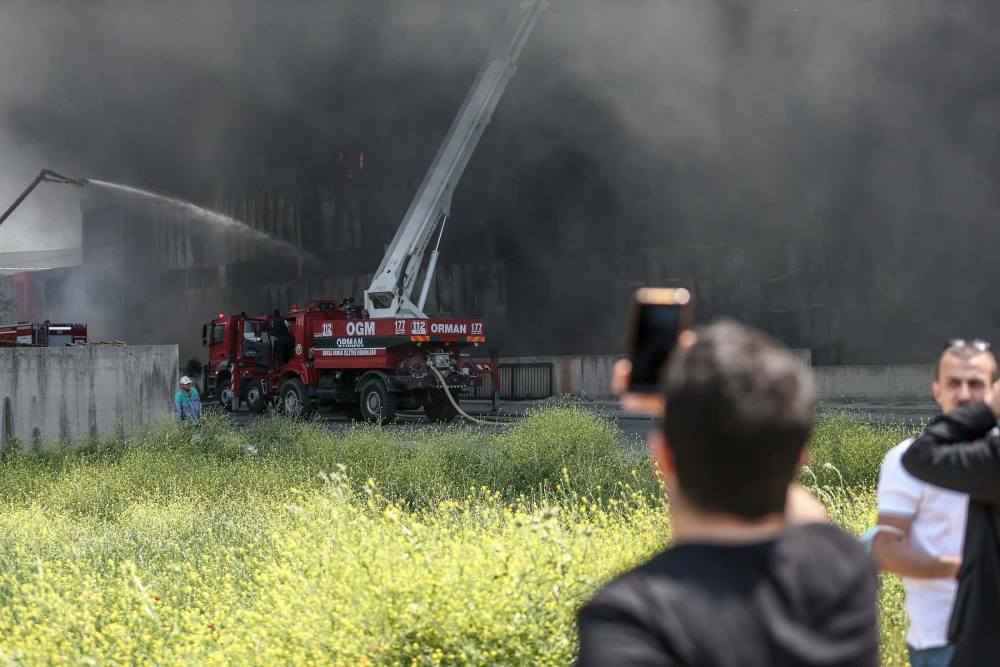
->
[183, 358, 204, 379]
[805, 412, 921, 488]
[0, 407, 914, 666]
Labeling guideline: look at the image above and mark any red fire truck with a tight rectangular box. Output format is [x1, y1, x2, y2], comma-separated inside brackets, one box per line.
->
[203, 302, 490, 422]
[0, 322, 87, 346]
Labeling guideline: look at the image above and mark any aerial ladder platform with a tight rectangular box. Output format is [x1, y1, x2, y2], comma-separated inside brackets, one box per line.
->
[365, 0, 548, 319]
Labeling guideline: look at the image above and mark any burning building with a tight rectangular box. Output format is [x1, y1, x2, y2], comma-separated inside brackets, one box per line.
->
[2, 155, 833, 367]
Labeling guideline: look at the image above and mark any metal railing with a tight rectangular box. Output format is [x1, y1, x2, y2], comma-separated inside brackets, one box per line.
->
[469, 362, 553, 401]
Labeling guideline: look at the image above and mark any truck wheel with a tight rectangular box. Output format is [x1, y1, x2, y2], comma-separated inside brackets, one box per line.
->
[246, 381, 267, 414]
[424, 389, 458, 423]
[279, 378, 314, 419]
[359, 377, 397, 424]
[218, 375, 234, 413]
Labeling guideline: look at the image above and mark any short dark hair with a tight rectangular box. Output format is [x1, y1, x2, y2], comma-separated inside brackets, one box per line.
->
[662, 320, 815, 519]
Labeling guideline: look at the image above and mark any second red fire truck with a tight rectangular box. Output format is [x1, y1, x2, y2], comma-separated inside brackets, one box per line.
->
[0, 322, 87, 346]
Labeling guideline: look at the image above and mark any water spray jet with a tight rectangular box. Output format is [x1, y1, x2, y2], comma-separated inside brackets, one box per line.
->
[87, 179, 315, 260]
[1, 170, 320, 266]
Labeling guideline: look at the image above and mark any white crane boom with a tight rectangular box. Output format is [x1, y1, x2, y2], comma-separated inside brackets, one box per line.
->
[365, 0, 547, 319]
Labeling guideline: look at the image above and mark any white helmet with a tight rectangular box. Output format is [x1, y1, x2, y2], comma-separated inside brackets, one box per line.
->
[179, 376, 193, 386]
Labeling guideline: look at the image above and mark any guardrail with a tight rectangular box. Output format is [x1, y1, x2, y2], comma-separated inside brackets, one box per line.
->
[469, 362, 553, 401]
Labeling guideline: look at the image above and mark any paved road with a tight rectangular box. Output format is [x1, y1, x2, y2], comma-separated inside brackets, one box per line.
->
[217, 398, 939, 448]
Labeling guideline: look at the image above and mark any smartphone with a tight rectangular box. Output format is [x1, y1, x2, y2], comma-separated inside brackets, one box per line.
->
[626, 287, 694, 393]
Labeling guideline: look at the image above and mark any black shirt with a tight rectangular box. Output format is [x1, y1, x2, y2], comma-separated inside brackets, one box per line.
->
[575, 523, 879, 666]
[901, 401, 1000, 667]
[270, 318, 290, 340]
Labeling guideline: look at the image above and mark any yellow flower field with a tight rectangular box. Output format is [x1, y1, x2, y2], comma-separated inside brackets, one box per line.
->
[0, 408, 914, 666]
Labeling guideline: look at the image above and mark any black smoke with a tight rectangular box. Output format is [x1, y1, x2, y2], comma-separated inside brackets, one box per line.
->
[2, 0, 1000, 363]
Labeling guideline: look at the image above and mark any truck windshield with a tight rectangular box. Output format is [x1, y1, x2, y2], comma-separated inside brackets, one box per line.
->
[243, 320, 265, 340]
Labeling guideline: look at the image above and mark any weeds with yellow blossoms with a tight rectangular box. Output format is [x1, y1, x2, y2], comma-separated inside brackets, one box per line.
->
[0, 408, 913, 665]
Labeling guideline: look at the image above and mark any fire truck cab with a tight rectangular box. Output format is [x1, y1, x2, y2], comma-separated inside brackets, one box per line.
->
[203, 312, 273, 411]
[203, 301, 487, 423]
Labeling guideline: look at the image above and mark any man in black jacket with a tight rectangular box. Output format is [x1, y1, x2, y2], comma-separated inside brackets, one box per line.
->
[270, 309, 292, 366]
[902, 347, 1000, 667]
[576, 320, 879, 666]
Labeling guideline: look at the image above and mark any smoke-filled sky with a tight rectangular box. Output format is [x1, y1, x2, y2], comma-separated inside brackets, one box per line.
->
[0, 0, 514, 250]
[2, 0, 1000, 360]
[2, 0, 996, 244]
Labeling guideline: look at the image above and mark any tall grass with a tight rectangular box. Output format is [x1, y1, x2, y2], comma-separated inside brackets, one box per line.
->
[0, 407, 659, 515]
[0, 407, 914, 666]
[803, 412, 921, 488]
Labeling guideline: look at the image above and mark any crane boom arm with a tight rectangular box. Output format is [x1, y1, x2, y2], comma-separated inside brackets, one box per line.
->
[0, 169, 88, 228]
[366, 0, 547, 319]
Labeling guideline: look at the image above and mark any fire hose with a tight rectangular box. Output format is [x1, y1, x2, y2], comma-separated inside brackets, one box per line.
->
[428, 364, 496, 426]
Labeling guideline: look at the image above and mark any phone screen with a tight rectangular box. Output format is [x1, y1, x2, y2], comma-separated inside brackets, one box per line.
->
[627, 288, 692, 393]
[629, 304, 683, 391]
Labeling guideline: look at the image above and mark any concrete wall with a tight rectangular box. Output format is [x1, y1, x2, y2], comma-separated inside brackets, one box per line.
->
[501, 351, 814, 398]
[0, 345, 178, 450]
[500, 352, 933, 403]
[812, 364, 934, 403]
[500, 354, 624, 398]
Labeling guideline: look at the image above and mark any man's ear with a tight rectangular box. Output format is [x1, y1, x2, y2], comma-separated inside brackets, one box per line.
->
[932, 380, 941, 405]
[796, 448, 809, 470]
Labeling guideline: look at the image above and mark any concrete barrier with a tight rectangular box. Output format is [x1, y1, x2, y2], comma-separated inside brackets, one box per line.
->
[0, 345, 178, 450]
[500, 349, 813, 399]
[812, 364, 934, 403]
[497, 353, 932, 403]
[497, 354, 624, 398]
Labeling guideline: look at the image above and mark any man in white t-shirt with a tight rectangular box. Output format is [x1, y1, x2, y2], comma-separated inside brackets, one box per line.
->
[873, 341, 997, 667]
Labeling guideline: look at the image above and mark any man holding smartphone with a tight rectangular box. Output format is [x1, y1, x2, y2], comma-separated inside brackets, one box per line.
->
[576, 320, 878, 666]
[870, 341, 995, 667]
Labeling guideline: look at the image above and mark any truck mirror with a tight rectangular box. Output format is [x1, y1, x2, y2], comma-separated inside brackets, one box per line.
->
[202, 324, 208, 347]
